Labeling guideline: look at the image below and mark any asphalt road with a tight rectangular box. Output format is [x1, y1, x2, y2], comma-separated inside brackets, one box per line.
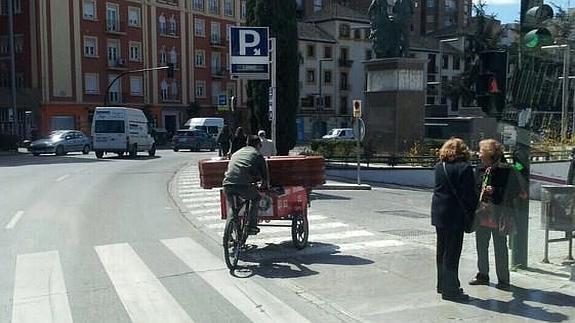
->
[0, 150, 573, 323]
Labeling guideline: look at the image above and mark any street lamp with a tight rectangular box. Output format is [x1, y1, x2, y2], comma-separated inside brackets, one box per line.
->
[438, 38, 459, 110]
[542, 44, 570, 141]
[104, 66, 171, 106]
[318, 58, 333, 111]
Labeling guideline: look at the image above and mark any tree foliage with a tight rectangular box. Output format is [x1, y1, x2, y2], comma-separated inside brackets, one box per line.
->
[246, 0, 299, 155]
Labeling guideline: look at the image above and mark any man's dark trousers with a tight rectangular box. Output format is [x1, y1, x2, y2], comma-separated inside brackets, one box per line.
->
[436, 227, 464, 294]
[224, 185, 260, 227]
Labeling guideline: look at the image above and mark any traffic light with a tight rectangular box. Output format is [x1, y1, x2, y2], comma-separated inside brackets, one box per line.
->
[167, 63, 175, 78]
[523, 4, 554, 48]
[352, 100, 362, 118]
[477, 50, 507, 116]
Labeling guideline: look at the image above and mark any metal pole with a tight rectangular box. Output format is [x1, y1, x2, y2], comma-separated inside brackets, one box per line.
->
[438, 42, 442, 106]
[8, 0, 18, 136]
[270, 38, 277, 149]
[562, 46, 570, 142]
[356, 118, 361, 185]
[319, 60, 323, 111]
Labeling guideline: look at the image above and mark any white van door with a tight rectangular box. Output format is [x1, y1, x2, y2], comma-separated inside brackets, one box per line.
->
[92, 110, 127, 150]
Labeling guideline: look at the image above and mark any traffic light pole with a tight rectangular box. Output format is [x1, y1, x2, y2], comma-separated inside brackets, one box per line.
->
[270, 38, 277, 149]
[104, 66, 170, 106]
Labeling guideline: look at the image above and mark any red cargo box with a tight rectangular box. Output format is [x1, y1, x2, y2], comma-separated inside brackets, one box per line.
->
[220, 186, 308, 220]
[198, 155, 325, 189]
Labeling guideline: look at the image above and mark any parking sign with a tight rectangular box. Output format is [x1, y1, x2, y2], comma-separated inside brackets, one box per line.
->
[229, 26, 269, 80]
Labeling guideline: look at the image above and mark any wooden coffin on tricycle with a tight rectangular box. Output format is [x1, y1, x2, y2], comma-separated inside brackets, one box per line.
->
[198, 155, 325, 189]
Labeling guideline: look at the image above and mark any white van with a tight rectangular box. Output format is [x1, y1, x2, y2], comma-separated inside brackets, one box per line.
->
[184, 117, 224, 137]
[322, 128, 355, 140]
[91, 107, 156, 158]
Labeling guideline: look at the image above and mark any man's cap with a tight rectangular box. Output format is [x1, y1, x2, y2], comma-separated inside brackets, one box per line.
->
[258, 130, 266, 137]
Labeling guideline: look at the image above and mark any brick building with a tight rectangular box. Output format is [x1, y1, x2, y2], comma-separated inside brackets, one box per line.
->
[0, 0, 247, 137]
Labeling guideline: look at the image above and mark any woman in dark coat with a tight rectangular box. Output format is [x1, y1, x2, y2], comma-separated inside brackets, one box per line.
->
[229, 126, 246, 155]
[431, 138, 478, 301]
[217, 125, 231, 157]
[469, 139, 519, 289]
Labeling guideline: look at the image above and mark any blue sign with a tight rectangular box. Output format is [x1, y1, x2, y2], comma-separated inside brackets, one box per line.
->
[218, 94, 227, 106]
[229, 26, 269, 79]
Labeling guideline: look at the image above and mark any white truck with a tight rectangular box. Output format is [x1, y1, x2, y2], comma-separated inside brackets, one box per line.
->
[184, 117, 224, 137]
[322, 128, 355, 140]
[91, 107, 156, 158]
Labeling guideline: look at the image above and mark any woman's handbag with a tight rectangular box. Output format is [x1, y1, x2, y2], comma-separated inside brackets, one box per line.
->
[442, 162, 477, 233]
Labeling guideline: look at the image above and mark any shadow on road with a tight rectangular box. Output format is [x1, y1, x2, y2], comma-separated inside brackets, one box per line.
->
[232, 241, 374, 279]
[465, 285, 574, 322]
[0, 153, 109, 167]
[310, 192, 352, 201]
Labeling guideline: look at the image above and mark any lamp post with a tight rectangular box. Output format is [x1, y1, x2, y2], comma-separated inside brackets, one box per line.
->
[542, 44, 570, 141]
[438, 38, 459, 110]
[104, 66, 171, 106]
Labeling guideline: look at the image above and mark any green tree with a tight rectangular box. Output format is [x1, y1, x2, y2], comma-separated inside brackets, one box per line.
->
[247, 0, 299, 155]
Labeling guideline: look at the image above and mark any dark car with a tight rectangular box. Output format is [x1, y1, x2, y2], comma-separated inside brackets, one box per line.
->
[28, 130, 92, 156]
[172, 129, 216, 152]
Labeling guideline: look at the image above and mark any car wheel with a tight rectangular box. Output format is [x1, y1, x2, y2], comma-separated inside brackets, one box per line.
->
[95, 150, 104, 159]
[148, 143, 156, 157]
[117, 151, 124, 157]
[129, 144, 137, 158]
[55, 145, 64, 156]
[173, 147, 179, 152]
[82, 145, 90, 154]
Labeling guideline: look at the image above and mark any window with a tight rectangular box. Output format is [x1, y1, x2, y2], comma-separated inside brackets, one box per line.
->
[158, 14, 167, 34]
[159, 46, 167, 65]
[83, 0, 96, 20]
[313, 0, 322, 12]
[208, 0, 219, 14]
[224, 0, 234, 16]
[195, 80, 206, 98]
[108, 74, 121, 103]
[193, 0, 204, 11]
[453, 57, 460, 70]
[306, 44, 315, 58]
[14, 35, 23, 54]
[129, 42, 142, 61]
[130, 76, 143, 96]
[339, 24, 350, 38]
[13, 0, 22, 14]
[340, 72, 348, 90]
[427, 0, 435, 8]
[169, 47, 178, 66]
[84, 73, 99, 94]
[324, 96, 331, 109]
[161, 79, 169, 100]
[195, 19, 205, 37]
[84, 37, 98, 57]
[306, 69, 315, 83]
[168, 15, 177, 35]
[15, 74, 23, 88]
[365, 49, 372, 60]
[107, 39, 120, 65]
[240, 1, 247, 19]
[323, 46, 332, 59]
[340, 96, 348, 114]
[106, 3, 120, 32]
[211, 52, 221, 74]
[170, 80, 179, 98]
[442, 54, 448, 69]
[211, 22, 221, 44]
[427, 15, 435, 23]
[128, 7, 141, 27]
[354, 29, 361, 40]
[195, 50, 205, 67]
[324, 70, 332, 84]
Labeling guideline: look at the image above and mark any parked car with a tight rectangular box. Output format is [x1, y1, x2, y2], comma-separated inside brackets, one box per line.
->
[28, 130, 91, 156]
[322, 128, 355, 140]
[172, 129, 216, 152]
[184, 117, 224, 138]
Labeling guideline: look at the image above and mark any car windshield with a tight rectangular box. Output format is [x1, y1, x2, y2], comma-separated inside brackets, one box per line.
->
[5, 4, 571, 322]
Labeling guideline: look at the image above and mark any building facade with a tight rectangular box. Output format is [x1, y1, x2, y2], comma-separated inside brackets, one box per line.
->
[0, 0, 247, 138]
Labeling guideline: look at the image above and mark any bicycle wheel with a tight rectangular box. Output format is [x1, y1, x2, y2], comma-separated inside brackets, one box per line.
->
[291, 212, 309, 250]
[223, 217, 241, 270]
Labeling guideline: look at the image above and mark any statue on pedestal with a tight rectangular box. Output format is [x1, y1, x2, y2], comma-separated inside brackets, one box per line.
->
[368, 0, 414, 58]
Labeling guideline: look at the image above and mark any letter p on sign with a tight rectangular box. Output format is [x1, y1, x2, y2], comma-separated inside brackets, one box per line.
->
[353, 100, 362, 118]
[239, 30, 261, 56]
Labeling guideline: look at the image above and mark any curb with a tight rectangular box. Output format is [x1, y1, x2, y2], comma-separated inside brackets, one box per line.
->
[316, 183, 372, 190]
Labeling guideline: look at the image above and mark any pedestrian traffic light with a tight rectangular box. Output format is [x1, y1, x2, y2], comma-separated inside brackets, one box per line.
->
[523, 4, 554, 48]
[352, 100, 362, 118]
[167, 63, 175, 78]
[477, 50, 507, 117]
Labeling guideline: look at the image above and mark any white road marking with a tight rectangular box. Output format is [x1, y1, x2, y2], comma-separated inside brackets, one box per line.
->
[186, 202, 220, 208]
[162, 238, 311, 323]
[197, 213, 222, 222]
[338, 239, 404, 251]
[12, 251, 73, 323]
[182, 196, 219, 204]
[249, 230, 375, 246]
[178, 191, 220, 198]
[212, 221, 349, 234]
[5, 210, 24, 229]
[95, 243, 194, 323]
[188, 208, 221, 216]
[56, 174, 70, 182]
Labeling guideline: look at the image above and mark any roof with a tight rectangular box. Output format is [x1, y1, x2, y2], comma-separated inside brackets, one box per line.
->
[297, 22, 337, 43]
[409, 36, 462, 54]
[304, 4, 369, 23]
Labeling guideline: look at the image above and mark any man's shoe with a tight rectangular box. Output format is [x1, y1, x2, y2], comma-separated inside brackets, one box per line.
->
[442, 291, 470, 302]
[495, 281, 511, 290]
[247, 226, 260, 235]
[437, 287, 463, 294]
[469, 274, 489, 286]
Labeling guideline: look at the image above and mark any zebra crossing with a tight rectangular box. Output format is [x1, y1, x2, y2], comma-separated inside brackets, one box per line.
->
[174, 166, 408, 258]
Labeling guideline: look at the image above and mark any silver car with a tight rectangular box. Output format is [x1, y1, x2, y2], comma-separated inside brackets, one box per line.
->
[29, 130, 91, 156]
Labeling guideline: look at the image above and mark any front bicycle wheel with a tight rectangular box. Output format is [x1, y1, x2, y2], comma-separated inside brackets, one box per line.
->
[223, 217, 241, 270]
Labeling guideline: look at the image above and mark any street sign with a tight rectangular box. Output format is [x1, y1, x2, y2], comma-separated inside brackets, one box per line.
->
[229, 26, 269, 80]
[353, 100, 362, 118]
[217, 94, 228, 112]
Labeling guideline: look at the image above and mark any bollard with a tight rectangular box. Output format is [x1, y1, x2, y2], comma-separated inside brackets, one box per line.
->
[571, 264, 575, 282]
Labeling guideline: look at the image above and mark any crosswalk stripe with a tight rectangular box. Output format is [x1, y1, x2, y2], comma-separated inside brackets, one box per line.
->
[188, 208, 221, 216]
[95, 243, 194, 323]
[12, 251, 73, 323]
[162, 238, 311, 323]
[182, 196, 219, 204]
[211, 221, 349, 234]
[185, 202, 220, 208]
[197, 213, 222, 222]
[178, 191, 220, 197]
[248, 230, 375, 246]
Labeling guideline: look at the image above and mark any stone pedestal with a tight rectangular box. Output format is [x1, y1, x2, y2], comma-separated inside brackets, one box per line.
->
[364, 58, 426, 154]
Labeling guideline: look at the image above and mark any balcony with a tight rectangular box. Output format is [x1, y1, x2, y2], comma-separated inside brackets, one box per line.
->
[338, 59, 353, 68]
[211, 67, 226, 78]
[108, 58, 129, 70]
[159, 24, 178, 37]
[161, 93, 180, 103]
[106, 19, 126, 34]
[210, 38, 226, 48]
[340, 84, 350, 91]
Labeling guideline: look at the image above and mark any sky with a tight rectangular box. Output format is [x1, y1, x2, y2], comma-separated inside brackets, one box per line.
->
[480, 0, 572, 24]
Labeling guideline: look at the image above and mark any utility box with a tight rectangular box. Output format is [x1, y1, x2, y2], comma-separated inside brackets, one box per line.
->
[541, 185, 575, 231]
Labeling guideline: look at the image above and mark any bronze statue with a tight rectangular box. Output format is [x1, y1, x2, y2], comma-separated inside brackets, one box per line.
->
[368, 0, 414, 58]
